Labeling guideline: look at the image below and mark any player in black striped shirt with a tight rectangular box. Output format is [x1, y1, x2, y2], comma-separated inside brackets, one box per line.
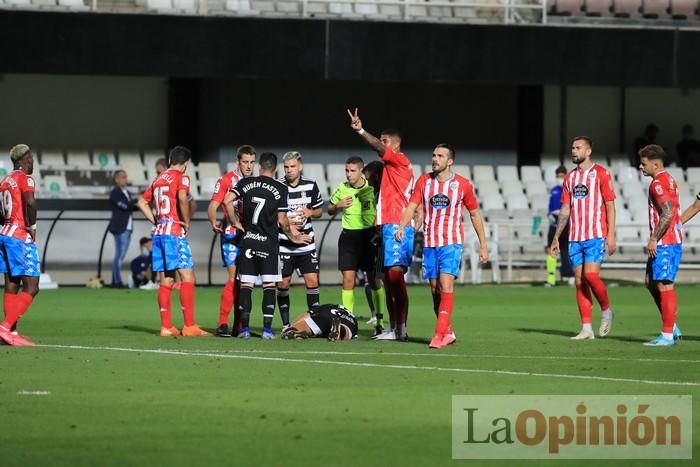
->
[276, 152, 324, 330]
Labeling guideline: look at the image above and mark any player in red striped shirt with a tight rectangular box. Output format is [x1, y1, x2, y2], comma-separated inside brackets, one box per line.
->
[207, 145, 256, 337]
[550, 137, 617, 340]
[396, 144, 488, 348]
[0, 145, 40, 346]
[137, 146, 211, 337]
[348, 108, 415, 341]
[639, 145, 683, 346]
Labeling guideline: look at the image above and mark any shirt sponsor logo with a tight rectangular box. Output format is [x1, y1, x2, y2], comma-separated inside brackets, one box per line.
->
[573, 184, 589, 199]
[430, 193, 451, 209]
[244, 232, 268, 242]
[182, 176, 190, 187]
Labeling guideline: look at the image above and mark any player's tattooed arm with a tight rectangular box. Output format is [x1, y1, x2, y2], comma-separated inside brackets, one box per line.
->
[469, 208, 489, 264]
[648, 200, 674, 258]
[136, 196, 156, 225]
[549, 203, 570, 255]
[681, 196, 700, 224]
[395, 201, 419, 241]
[347, 108, 385, 155]
[279, 212, 311, 244]
[207, 200, 224, 233]
[605, 200, 617, 256]
[177, 189, 190, 230]
[22, 190, 37, 238]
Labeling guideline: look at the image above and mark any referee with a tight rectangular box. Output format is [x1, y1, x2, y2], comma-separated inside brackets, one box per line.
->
[328, 156, 386, 335]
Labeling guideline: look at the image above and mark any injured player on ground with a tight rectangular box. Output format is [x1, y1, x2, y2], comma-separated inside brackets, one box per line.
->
[281, 304, 358, 341]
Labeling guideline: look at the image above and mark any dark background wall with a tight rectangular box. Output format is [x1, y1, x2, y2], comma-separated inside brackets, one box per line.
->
[1, 11, 698, 87]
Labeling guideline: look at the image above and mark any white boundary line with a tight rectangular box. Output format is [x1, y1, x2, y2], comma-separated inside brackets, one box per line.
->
[149, 348, 700, 364]
[37, 344, 700, 387]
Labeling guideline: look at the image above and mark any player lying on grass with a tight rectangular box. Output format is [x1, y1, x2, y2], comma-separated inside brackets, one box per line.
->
[281, 304, 358, 341]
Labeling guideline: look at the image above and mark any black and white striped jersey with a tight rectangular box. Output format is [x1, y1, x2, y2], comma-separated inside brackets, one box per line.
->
[277, 176, 324, 255]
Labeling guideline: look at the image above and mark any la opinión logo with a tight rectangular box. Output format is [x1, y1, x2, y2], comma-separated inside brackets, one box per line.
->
[452, 396, 692, 459]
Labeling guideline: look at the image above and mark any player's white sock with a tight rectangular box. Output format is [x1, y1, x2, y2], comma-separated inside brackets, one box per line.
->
[582, 323, 593, 332]
[662, 332, 673, 340]
[601, 309, 612, 320]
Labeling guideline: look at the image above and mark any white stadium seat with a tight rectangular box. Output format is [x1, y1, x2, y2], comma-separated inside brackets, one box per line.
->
[525, 182, 547, 196]
[496, 165, 518, 182]
[500, 180, 523, 197]
[452, 164, 470, 179]
[66, 149, 91, 169]
[93, 149, 118, 169]
[472, 165, 495, 182]
[481, 193, 505, 211]
[476, 180, 500, 195]
[520, 165, 542, 183]
[506, 193, 529, 210]
[302, 163, 325, 181]
[198, 162, 221, 179]
[40, 150, 65, 168]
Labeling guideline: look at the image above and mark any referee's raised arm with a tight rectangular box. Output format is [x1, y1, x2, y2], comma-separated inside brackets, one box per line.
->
[347, 108, 384, 155]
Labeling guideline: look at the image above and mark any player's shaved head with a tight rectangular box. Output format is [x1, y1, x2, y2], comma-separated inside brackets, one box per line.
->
[168, 146, 191, 166]
[259, 152, 277, 172]
[380, 128, 401, 140]
[345, 156, 364, 168]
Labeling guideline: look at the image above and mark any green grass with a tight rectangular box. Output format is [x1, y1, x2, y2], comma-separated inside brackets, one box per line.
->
[1, 284, 699, 467]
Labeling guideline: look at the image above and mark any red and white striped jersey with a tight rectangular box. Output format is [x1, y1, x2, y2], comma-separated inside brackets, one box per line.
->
[410, 172, 478, 247]
[377, 147, 414, 225]
[0, 170, 35, 242]
[648, 171, 683, 246]
[141, 168, 191, 236]
[210, 170, 243, 236]
[561, 163, 616, 242]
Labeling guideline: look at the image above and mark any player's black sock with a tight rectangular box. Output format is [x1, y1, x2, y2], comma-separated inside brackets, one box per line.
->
[239, 284, 253, 328]
[262, 285, 276, 329]
[277, 287, 290, 326]
[306, 287, 320, 313]
[364, 283, 375, 316]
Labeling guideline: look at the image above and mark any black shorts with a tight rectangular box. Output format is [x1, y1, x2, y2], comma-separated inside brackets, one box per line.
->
[308, 304, 358, 338]
[338, 228, 377, 272]
[238, 244, 281, 283]
[281, 252, 319, 277]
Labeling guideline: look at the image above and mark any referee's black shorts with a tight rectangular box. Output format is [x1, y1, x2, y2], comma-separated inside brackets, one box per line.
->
[338, 227, 376, 272]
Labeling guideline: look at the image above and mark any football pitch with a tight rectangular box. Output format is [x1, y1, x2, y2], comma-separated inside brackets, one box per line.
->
[1, 283, 699, 467]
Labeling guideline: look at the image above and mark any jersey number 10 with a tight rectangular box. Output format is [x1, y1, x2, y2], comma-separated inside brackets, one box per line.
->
[0, 190, 12, 218]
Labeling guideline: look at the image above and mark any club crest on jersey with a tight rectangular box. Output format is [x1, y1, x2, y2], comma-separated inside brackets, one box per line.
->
[450, 182, 459, 190]
[573, 184, 589, 199]
[588, 171, 596, 180]
[430, 193, 450, 209]
[426, 179, 432, 188]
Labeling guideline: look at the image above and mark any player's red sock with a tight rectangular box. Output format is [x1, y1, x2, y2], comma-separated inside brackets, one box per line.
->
[218, 280, 235, 326]
[158, 284, 173, 328]
[179, 281, 196, 327]
[575, 282, 593, 324]
[1, 293, 20, 329]
[583, 272, 610, 310]
[387, 268, 408, 326]
[435, 292, 454, 336]
[659, 289, 677, 334]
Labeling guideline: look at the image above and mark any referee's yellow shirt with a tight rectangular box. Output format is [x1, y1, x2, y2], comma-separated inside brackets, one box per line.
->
[329, 179, 376, 230]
